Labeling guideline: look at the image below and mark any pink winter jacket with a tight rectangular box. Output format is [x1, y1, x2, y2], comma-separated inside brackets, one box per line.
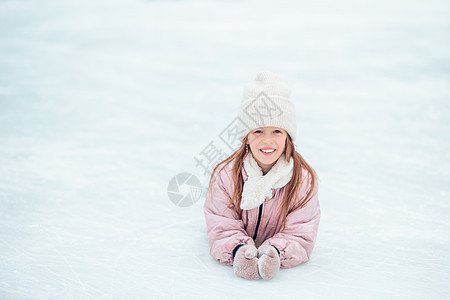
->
[203, 159, 321, 269]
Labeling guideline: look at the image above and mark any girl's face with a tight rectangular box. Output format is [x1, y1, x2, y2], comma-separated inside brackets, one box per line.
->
[247, 126, 287, 174]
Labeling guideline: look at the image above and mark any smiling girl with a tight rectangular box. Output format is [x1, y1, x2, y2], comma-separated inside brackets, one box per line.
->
[203, 71, 321, 280]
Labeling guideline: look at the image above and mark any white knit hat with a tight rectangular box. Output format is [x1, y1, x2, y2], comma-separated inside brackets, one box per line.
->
[237, 71, 297, 142]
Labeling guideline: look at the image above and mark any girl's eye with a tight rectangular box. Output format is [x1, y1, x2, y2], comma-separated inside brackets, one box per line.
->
[254, 130, 262, 134]
[274, 130, 281, 133]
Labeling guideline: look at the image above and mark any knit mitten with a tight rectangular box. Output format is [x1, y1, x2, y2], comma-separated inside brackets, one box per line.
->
[257, 245, 280, 280]
[233, 245, 260, 280]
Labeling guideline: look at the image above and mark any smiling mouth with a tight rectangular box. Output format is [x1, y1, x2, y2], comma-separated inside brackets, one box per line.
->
[260, 148, 276, 155]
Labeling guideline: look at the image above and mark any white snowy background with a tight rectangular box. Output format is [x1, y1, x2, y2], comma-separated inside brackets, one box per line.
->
[1, 0, 449, 299]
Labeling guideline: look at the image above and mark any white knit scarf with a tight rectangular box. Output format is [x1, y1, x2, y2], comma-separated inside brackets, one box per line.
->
[240, 151, 294, 210]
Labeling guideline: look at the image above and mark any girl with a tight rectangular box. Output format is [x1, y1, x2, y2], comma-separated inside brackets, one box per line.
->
[203, 71, 321, 280]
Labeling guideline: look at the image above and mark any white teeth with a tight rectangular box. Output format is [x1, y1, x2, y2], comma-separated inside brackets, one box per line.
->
[261, 149, 275, 153]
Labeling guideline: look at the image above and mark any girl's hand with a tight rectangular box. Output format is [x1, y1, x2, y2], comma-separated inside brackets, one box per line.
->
[257, 245, 281, 280]
[233, 245, 260, 280]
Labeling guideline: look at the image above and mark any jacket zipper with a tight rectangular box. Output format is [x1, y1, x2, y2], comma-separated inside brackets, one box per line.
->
[252, 203, 263, 241]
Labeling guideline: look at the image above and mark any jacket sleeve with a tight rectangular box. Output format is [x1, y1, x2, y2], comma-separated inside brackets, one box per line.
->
[203, 168, 255, 266]
[262, 176, 321, 269]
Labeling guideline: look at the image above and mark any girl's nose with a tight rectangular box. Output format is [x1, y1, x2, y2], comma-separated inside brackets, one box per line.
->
[262, 135, 274, 143]
[261, 140, 275, 146]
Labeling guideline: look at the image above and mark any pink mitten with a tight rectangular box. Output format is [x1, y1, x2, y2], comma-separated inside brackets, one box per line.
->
[233, 245, 260, 280]
[257, 245, 280, 280]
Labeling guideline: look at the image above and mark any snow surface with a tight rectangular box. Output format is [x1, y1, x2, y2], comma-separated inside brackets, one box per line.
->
[1, 0, 449, 299]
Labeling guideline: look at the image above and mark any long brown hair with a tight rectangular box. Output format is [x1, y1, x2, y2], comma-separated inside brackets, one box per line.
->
[207, 133, 318, 231]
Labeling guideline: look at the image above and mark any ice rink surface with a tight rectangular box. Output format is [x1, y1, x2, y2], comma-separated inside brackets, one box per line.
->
[0, 0, 449, 299]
